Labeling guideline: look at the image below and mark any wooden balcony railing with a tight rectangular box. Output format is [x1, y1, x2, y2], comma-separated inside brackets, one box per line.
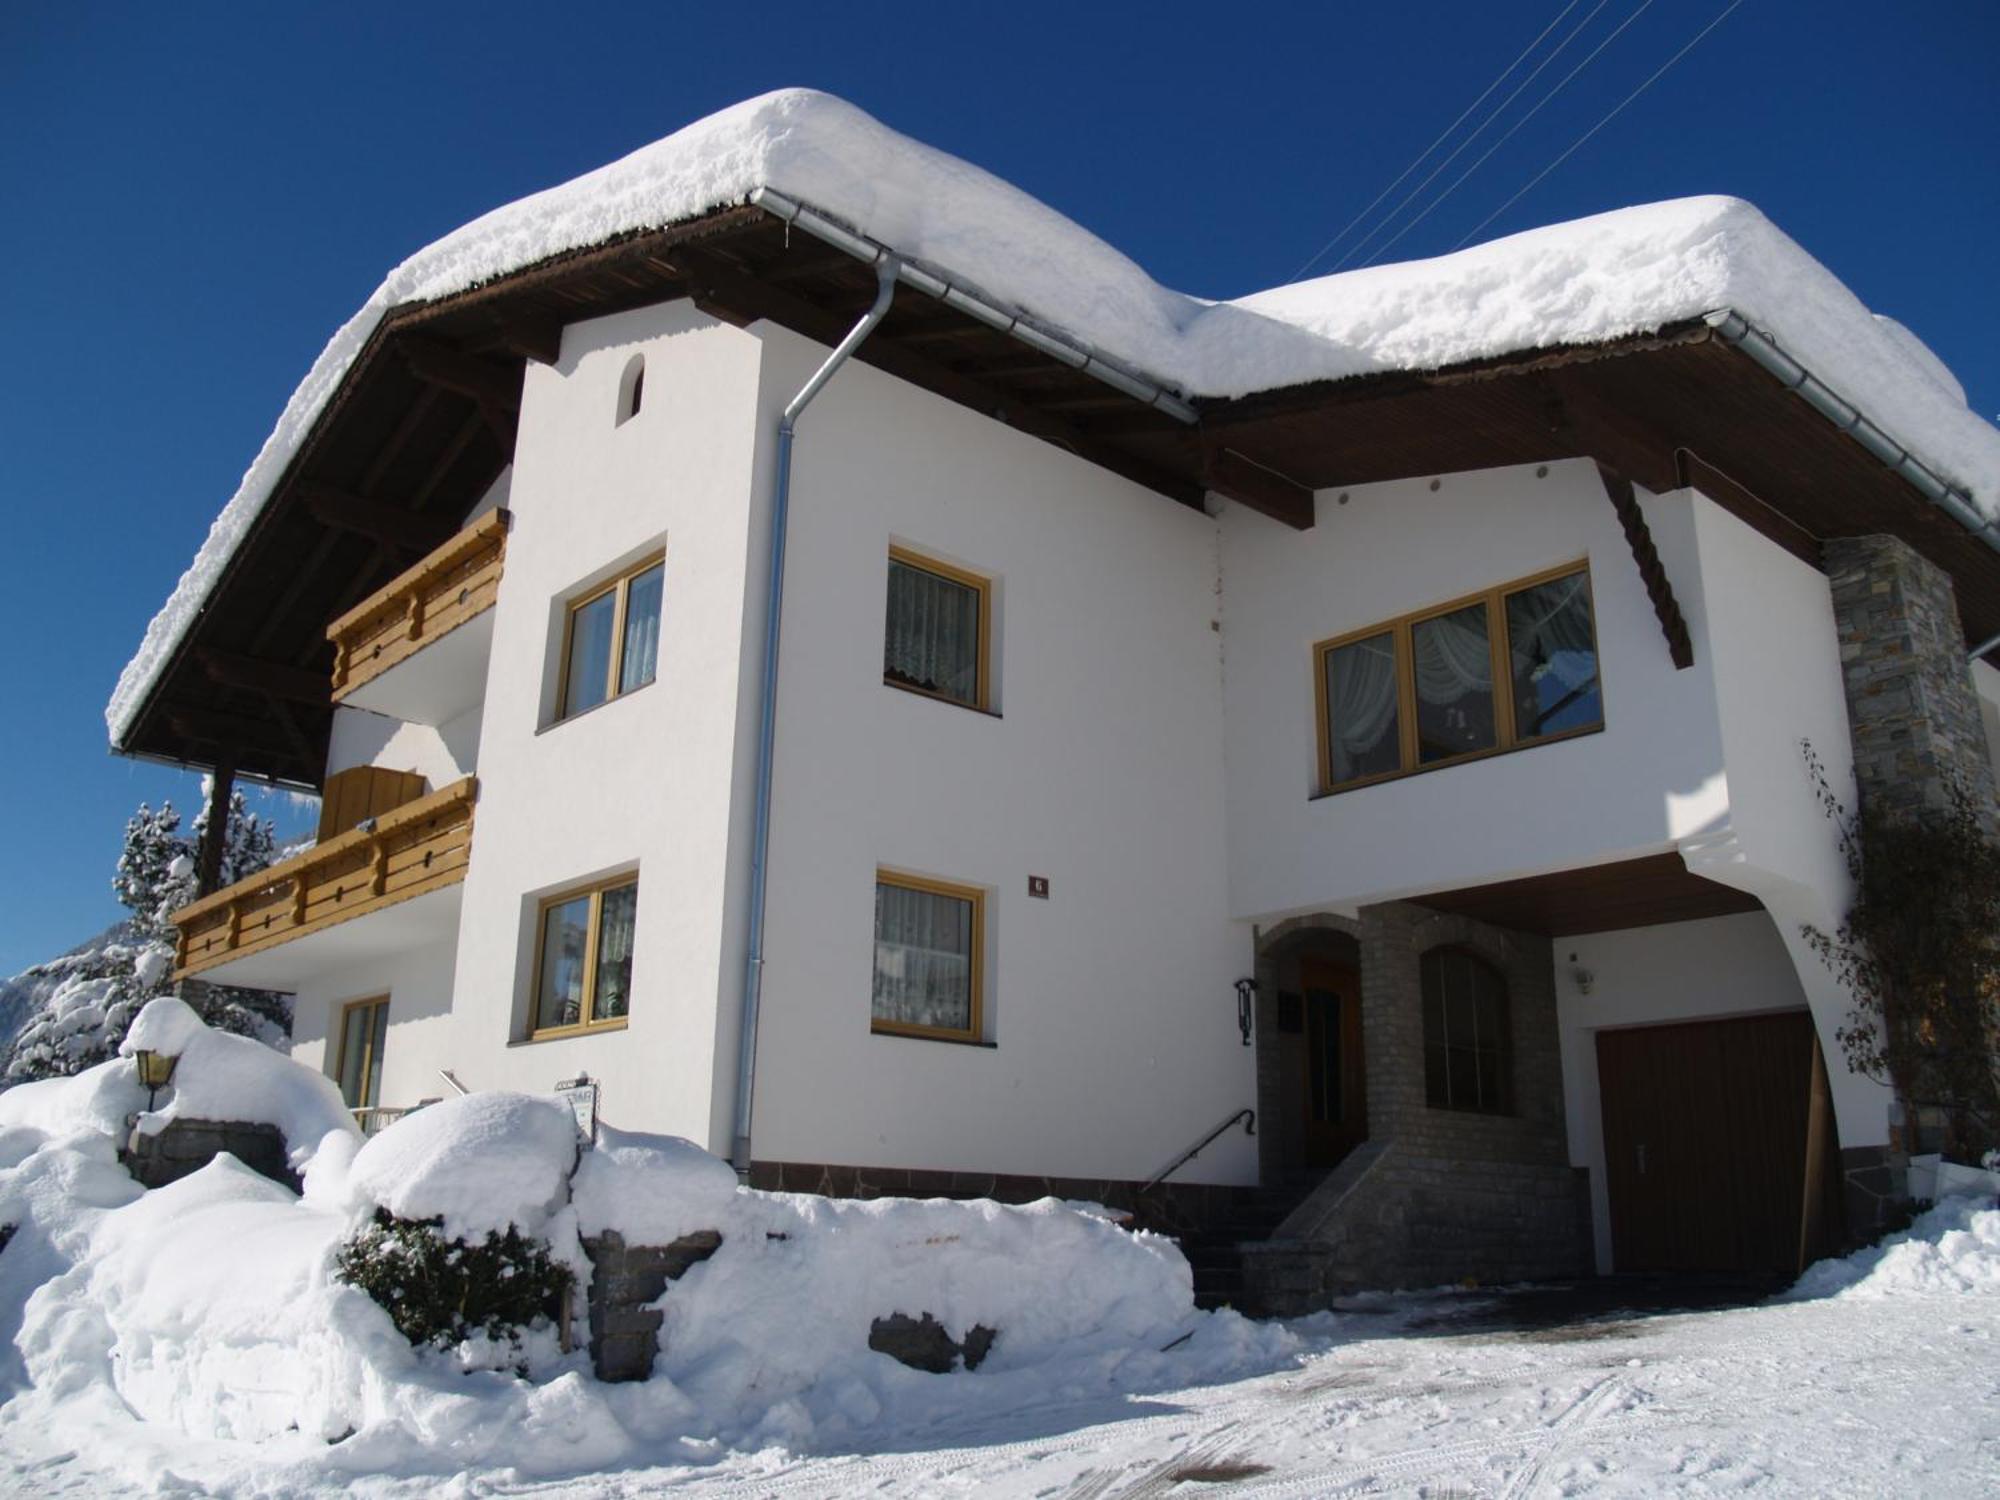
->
[327, 510, 509, 704]
[173, 777, 478, 979]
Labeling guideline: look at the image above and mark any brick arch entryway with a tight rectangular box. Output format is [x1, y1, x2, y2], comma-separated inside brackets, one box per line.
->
[1253, 915, 1367, 1183]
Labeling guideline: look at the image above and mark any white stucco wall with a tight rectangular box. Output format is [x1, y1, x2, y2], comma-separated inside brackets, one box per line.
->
[287, 936, 460, 1114]
[1555, 910, 1812, 1272]
[324, 703, 481, 789]
[1677, 495, 1886, 1148]
[1219, 461, 1729, 921]
[430, 300, 770, 1147]
[277, 299, 1888, 1192]
[744, 324, 1255, 1185]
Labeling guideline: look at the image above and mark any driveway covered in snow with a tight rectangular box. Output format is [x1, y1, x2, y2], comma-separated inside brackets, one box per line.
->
[595, 1271, 1996, 1498]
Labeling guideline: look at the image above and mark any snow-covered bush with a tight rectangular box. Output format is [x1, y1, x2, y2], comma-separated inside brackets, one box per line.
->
[3, 793, 288, 1084]
[335, 1211, 573, 1362]
[0, 1014, 1299, 1482]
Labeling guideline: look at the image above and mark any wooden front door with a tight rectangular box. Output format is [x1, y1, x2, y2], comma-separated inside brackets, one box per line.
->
[1299, 958, 1368, 1167]
[1597, 1011, 1843, 1274]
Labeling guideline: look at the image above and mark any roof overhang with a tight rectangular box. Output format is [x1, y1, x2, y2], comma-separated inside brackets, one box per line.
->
[116, 201, 2000, 787]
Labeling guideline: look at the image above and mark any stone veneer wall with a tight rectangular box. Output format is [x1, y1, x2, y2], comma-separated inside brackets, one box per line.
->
[1825, 535, 1998, 1219]
[120, 1118, 299, 1193]
[1825, 534, 1997, 827]
[582, 1229, 723, 1382]
[1242, 902, 1591, 1313]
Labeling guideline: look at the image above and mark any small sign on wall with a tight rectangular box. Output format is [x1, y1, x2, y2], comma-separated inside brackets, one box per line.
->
[555, 1074, 599, 1147]
[1028, 875, 1050, 899]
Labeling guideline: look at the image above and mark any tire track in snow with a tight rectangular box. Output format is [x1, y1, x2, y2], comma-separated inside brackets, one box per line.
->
[1496, 1371, 1631, 1500]
[1233, 1370, 1649, 1500]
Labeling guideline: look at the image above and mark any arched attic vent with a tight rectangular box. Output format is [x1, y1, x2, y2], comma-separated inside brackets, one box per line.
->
[616, 353, 645, 426]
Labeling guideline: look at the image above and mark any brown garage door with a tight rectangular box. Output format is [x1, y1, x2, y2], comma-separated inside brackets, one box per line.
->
[1597, 1011, 1843, 1274]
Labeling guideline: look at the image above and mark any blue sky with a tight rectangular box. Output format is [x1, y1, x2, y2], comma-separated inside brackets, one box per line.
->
[2, 1, 1995, 976]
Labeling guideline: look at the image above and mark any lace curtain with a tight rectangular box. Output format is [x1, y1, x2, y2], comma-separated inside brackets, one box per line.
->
[618, 565, 663, 695]
[885, 561, 979, 704]
[1325, 632, 1400, 784]
[594, 884, 637, 1020]
[872, 882, 973, 1032]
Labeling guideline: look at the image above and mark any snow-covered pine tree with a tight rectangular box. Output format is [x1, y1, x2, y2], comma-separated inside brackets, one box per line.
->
[3, 789, 292, 1084]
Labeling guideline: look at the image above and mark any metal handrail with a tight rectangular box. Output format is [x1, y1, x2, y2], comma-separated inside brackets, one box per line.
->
[1142, 1108, 1255, 1193]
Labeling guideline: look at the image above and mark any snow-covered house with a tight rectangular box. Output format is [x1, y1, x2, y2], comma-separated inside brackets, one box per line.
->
[107, 90, 2000, 1311]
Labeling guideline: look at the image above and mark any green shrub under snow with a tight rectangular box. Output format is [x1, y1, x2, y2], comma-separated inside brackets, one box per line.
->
[335, 1210, 573, 1359]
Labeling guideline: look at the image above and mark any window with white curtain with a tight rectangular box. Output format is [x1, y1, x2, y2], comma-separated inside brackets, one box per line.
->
[871, 871, 984, 1041]
[532, 876, 638, 1036]
[884, 547, 991, 712]
[1315, 563, 1602, 793]
[559, 554, 664, 720]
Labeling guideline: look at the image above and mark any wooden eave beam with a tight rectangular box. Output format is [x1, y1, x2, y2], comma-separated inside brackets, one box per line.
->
[196, 648, 329, 706]
[397, 338, 523, 412]
[476, 315, 565, 366]
[1202, 445, 1315, 530]
[301, 483, 460, 553]
[163, 705, 311, 764]
[1544, 368, 1823, 567]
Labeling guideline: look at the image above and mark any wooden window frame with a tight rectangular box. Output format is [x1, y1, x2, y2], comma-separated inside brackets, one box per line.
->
[556, 551, 665, 722]
[1313, 560, 1603, 796]
[883, 546, 994, 714]
[528, 874, 639, 1041]
[334, 995, 390, 1109]
[870, 868, 986, 1044]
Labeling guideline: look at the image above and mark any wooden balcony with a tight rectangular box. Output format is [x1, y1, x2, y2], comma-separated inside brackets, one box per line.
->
[173, 777, 478, 980]
[327, 509, 508, 720]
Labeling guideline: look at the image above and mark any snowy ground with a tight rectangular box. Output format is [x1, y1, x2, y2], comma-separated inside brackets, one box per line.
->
[6, 1270, 1996, 1497]
[1, 1007, 1993, 1496]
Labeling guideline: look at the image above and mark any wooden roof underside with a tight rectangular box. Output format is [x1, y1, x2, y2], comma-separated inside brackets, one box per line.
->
[119, 201, 2000, 787]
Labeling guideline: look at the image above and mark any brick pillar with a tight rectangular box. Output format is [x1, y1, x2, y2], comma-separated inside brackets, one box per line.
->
[1825, 535, 1996, 827]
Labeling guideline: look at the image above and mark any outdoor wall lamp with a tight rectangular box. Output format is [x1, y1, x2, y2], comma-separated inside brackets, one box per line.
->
[133, 1049, 177, 1111]
[1232, 977, 1258, 1046]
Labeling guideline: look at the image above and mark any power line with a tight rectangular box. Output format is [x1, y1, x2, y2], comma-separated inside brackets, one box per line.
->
[1285, 0, 1586, 284]
[1452, 0, 1751, 249]
[1356, 0, 1658, 269]
[1326, 0, 1616, 278]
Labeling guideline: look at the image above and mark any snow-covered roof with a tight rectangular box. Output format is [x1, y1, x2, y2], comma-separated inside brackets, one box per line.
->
[107, 87, 2000, 746]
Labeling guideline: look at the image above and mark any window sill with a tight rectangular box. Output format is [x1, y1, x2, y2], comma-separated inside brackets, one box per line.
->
[883, 677, 1002, 719]
[870, 1023, 996, 1050]
[1309, 721, 1605, 801]
[536, 678, 656, 736]
[513, 1017, 631, 1045]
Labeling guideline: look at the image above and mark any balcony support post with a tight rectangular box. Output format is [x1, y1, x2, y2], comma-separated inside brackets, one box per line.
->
[195, 761, 236, 898]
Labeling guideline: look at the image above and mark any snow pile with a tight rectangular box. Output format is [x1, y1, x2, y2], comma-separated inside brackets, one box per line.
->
[339, 1090, 577, 1240]
[571, 1123, 739, 1245]
[1786, 1195, 2000, 1302]
[115, 997, 355, 1171]
[0, 1041, 1295, 1485]
[107, 89, 2000, 748]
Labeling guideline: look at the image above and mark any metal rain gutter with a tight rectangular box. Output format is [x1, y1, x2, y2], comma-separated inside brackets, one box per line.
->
[731, 257, 899, 1180]
[749, 186, 1199, 425]
[1704, 309, 2000, 554]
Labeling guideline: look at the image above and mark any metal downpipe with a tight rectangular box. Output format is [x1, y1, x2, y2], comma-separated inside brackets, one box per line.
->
[731, 258, 898, 1178]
